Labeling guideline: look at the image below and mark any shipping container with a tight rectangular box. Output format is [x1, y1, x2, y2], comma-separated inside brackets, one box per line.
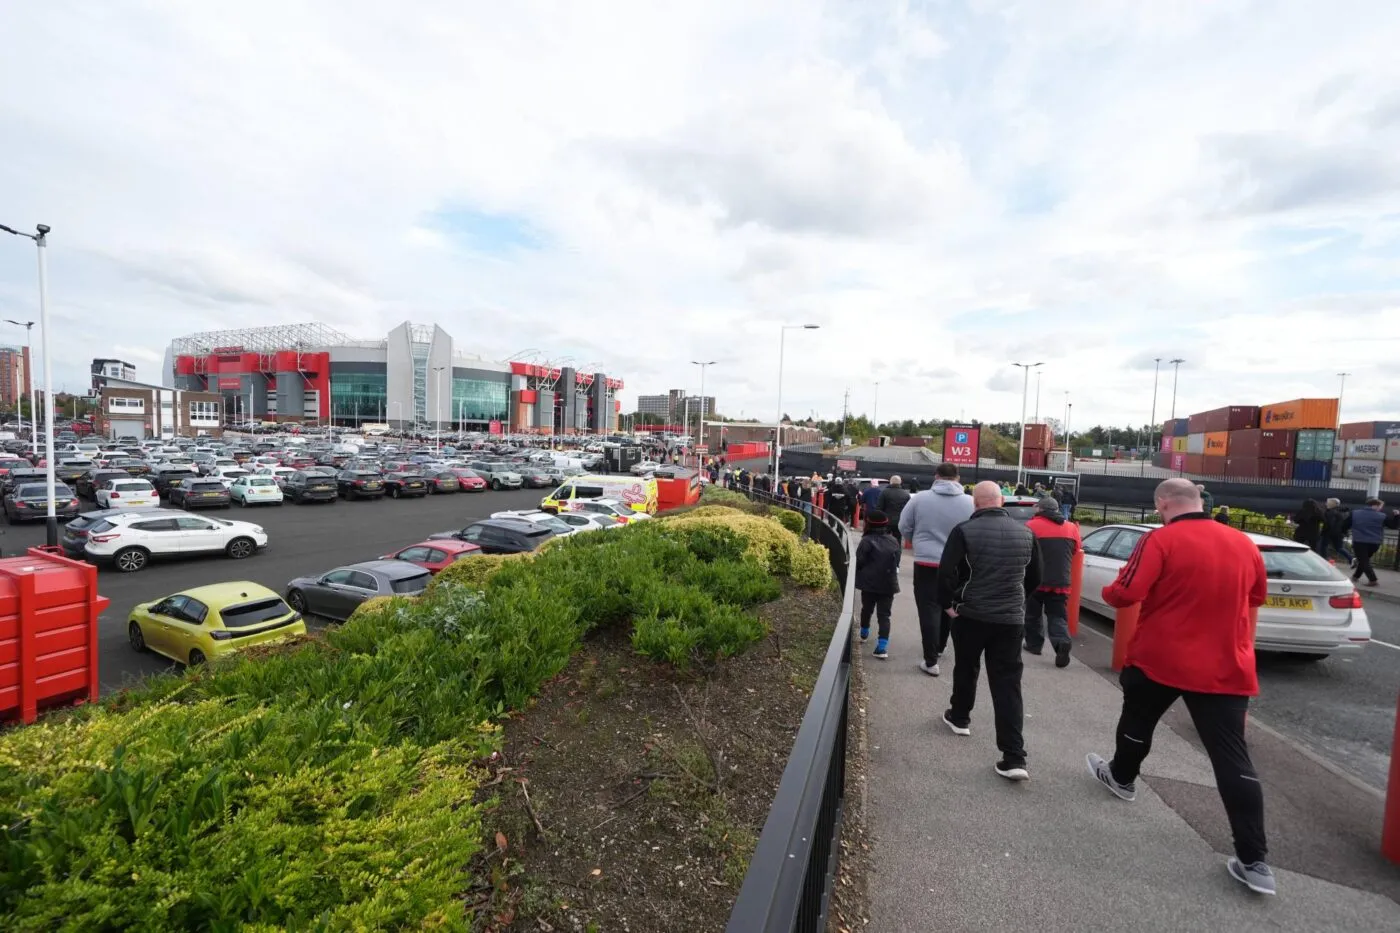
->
[1159, 436, 1172, 452]
[1170, 436, 1188, 453]
[1021, 448, 1048, 469]
[1170, 452, 1187, 472]
[1201, 455, 1227, 476]
[1388, 438, 1400, 462]
[1171, 418, 1189, 437]
[1203, 431, 1230, 455]
[1183, 453, 1204, 474]
[1345, 438, 1387, 460]
[1186, 433, 1206, 454]
[1338, 420, 1400, 441]
[1293, 460, 1332, 484]
[1200, 406, 1260, 433]
[1152, 450, 1172, 468]
[1258, 398, 1339, 430]
[1340, 459, 1385, 480]
[1385, 461, 1400, 485]
[1161, 421, 1176, 438]
[1021, 423, 1054, 451]
[892, 436, 926, 447]
[1294, 428, 1335, 462]
[1223, 458, 1291, 480]
[1331, 458, 1345, 476]
[1226, 429, 1295, 460]
[1187, 413, 1209, 435]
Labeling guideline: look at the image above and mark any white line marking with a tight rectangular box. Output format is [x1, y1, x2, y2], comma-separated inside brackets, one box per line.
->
[1370, 639, 1400, 651]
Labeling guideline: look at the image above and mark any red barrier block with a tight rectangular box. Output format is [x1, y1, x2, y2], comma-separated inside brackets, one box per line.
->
[1067, 549, 1084, 637]
[1111, 602, 1141, 672]
[1385, 693, 1400, 864]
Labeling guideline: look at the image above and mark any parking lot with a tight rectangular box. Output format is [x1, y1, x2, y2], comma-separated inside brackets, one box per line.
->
[2, 487, 546, 693]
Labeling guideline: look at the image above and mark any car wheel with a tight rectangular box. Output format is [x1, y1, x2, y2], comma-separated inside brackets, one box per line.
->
[288, 589, 307, 613]
[113, 547, 149, 573]
[491, 479, 500, 490]
[1283, 652, 1330, 662]
[390, 486, 399, 498]
[187, 648, 206, 667]
[128, 620, 146, 652]
[226, 537, 255, 560]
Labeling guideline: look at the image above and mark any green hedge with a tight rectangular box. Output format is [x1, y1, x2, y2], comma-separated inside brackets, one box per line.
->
[0, 512, 800, 928]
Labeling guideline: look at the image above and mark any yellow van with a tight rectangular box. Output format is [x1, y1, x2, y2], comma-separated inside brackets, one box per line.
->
[541, 474, 657, 514]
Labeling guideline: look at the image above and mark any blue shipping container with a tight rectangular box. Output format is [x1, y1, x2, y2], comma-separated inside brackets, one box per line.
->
[1171, 417, 1190, 436]
[1292, 460, 1332, 483]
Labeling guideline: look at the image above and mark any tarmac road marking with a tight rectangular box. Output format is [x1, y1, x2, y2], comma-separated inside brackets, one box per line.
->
[1370, 638, 1400, 651]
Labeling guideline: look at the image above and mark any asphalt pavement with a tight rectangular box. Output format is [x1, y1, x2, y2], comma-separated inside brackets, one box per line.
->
[1, 487, 546, 694]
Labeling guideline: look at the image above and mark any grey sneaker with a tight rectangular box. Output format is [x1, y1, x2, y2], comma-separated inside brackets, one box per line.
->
[918, 660, 941, 677]
[1086, 753, 1136, 801]
[942, 710, 971, 736]
[1227, 857, 1277, 896]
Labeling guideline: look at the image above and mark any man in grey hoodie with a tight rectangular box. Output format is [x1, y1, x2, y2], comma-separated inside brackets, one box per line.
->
[899, 462, 975, 676]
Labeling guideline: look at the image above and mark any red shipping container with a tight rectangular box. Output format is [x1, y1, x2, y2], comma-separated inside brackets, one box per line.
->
[1183, 453, 1204, 474]
[1384, 461, 1400, 485]
[1201, 406, 1260, 433]
[1187, 413, 1209, 435]
[1339, 420, 1400, 441]
[1260, 459, 1293, 481]
[1170, 452, 1187, 472]
[1021, 423, 1054, 451]
[1224, 457, 1260, 479]
[0, 548, 110, 724]
[1160, 436, 1172, 452]
[1021, 448, 1048, 469]
[1226, 429, 1296, 460]
[1201, 455, 1227, 476]
[893, 436, 925, 447]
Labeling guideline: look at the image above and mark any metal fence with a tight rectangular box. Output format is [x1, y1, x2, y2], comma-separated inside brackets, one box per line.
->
[725, 489, 856, 933]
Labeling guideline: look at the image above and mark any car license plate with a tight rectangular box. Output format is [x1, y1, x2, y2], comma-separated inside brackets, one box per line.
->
[312, 484, 332, 491]
[1263, 596, 1313, 611]
[202, 492, 222, 498]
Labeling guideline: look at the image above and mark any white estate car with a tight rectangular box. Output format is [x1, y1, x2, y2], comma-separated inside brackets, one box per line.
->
[83, 511, 268, 573]
[1079, 524, 1371, 661]
[230, 475, 285, 506]
[489, 508, 600, 537]
[210, 466, 252, 489]
[95, 477, 158, 509]
[569, 497, 652, 525]
[254, 466, 297, 487]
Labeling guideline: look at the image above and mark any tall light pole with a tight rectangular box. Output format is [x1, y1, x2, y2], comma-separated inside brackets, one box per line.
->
[1148, 356, 1162, 461]
[1168, 358, 1185, 419]
[1063, 391, 1071, 453]
[691, 360, 716, 455]
[776, 324, 819, 475]
[1034, 369, 1042, 426]
[432, 366, 446, 452]
[1337, 372, 1349, 428]
[1, 223, 58, 546]
[1013, 361, 1042, 485]
[873, 380, 881, 434]
[5, 319, 35, 458]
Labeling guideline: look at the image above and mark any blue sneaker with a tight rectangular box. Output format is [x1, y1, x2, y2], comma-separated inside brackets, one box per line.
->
[873, 638, 889, 659]
[860, 627, 870, 641]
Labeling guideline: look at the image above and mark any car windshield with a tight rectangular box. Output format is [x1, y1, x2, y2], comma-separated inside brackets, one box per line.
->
[221, 597, 293, 627]
[390, 572, 432, 594]
[1258, 546, 1344, 582]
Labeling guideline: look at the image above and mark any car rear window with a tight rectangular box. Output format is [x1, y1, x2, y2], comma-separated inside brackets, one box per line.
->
[250, 478, 277, 486]
[593, 515, 619, 526]
[1258, 546, 1344, 582]
[1002, 504, 1036, 521]
[390, 572, 432, 595]
[115, 483, 152, 492]
[193, 482, 226, 492]
[221, 597, 293, 627]
[19, 483, 72, 497]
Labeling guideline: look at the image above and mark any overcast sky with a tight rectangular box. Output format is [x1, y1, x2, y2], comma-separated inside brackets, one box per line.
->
[1, 1, 1397, 427]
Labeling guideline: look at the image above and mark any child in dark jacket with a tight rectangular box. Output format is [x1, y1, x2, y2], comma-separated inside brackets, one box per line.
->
[856, 510, 902, 659]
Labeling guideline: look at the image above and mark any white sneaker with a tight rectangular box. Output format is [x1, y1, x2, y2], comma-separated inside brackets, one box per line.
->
[942, 711, 971, 736]
[918, 660, 941, 677]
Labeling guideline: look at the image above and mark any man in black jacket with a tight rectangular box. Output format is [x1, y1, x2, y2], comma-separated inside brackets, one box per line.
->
[937, 481, 1042, 781]
[855, 510, 902, 659]
[877, 475, 912, 543]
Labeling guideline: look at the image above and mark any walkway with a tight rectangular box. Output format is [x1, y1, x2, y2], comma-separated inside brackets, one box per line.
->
[860, 553, 1400, 932]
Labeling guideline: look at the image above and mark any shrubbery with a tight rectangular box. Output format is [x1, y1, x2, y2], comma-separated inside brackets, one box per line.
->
[769, 508, 807, 536]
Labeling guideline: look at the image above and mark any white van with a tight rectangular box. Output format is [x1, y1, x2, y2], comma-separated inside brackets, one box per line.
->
[541, 474, 658, 514]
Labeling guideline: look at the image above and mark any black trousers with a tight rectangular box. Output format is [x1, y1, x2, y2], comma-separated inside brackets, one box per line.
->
[947, 618, 1026, 766]
[1353, 542, 1379, 584]
[912, 564, 950, 665]
[1110, 666, 1267, 864]
[1023, 591, 1070, 652]
[859, 590, 894, 639]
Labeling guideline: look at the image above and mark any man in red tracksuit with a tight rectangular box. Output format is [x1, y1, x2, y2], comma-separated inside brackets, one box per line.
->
[1024, 497, 1081, 667]
[1086, 478, 1274, 896]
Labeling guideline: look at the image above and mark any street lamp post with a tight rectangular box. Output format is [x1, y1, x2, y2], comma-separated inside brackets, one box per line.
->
[1, 223, 58, 546]
[1034, 369, 1042, 426]
[776, 325, 819, 475]
[1148, 357, 1162, 472]
[1013, 361, 1042, 486]
[432, 366, 446, 453]
[1168, 358, 1185, 419]
[691, 360, 716, 455]
[5, 319, 35, 458]
[1337, 372, 1350, 428]
[873, 380, 880, 434]
[1063, 391, 1071, 453]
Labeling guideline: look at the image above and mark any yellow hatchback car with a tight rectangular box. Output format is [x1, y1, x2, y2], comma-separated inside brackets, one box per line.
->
[128, 581, 306, 666]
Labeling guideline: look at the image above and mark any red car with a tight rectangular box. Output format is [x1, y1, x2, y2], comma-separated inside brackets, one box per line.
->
[451, 468, 488, 492]
[380, 539, 482, 574]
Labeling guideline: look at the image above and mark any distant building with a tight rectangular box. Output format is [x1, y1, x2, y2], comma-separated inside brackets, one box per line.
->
[0, 346, 29, 409]
[637, 394, 672, 419]
[92, 358, 137, 386]
[638, 389, 717, 425]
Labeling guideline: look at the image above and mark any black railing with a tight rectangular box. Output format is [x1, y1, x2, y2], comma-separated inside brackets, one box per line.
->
[726, 490, 856, 933]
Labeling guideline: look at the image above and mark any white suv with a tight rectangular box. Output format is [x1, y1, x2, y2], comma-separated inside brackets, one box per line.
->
[84, 511, 268, 573]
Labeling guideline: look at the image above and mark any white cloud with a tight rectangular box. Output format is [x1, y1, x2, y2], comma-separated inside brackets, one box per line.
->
[0, 0, 1397, 427]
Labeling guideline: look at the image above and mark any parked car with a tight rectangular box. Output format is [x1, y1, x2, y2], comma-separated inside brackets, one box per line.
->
[151, 467, 199, 497]
[56, 458, 97, 485]
[109, 457, 152, 477]
[199, 457, 239, 477]
[336, 469, 386, 500]
[631, 460, 661, 476]
[210, 465, 252, 488]
[384, 472, 429, 499]
[4, 482, 81, 523]
[426, 471, 461, 494]
[1079, 524, 1372, 660]
[567, 497, 652, 525]
[230, 475, 285, 507]
[1001, 496, 1041, 523]
[128, 582, 306, 666]
[380, 539, 482, 573]
[168, 478, 232, 509]
[84, 511, 268, 572]
[490, 509, 582, 537]
[428, 517, 556, 554]
[62, 507, 166, 558]
[253, 465, 297, 488]
[466, 460, 523, 490]
[284, 470, 339, 504]
[76, 468, 132, 500]
[284, 560, 433, 621]
[1, 468, 47, 496]
[95, 477, 159, 509]
[519, 467, 556, 489]
[552, 510, 619, 532]
[450, 468, 488, 492]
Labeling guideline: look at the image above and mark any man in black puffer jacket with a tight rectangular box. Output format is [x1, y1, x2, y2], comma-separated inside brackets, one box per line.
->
[937, 481, 1042, 781]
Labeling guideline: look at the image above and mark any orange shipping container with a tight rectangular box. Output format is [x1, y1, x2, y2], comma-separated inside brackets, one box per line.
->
[1203, 431, 1230, 455]
[1385, 461, 1400, 485]
[1258, 398, 1339, 431]
[1170, 436, 1188, 453]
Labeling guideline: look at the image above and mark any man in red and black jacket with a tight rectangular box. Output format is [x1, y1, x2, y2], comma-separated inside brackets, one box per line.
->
[1085, 479, 1275, 896]
[1024, 497, 1081, 667]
